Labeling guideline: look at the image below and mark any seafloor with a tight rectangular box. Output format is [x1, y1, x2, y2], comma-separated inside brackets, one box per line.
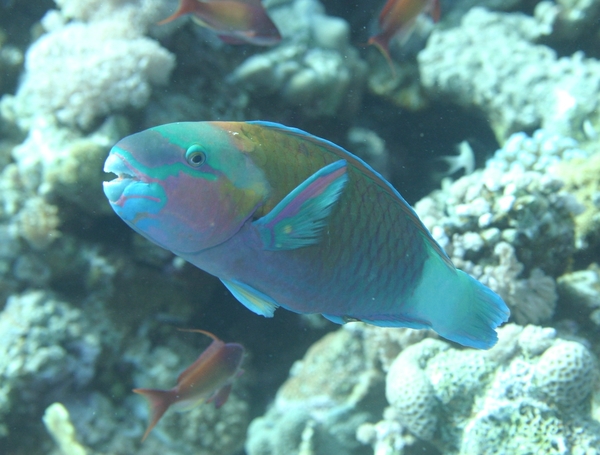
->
[1, 0, 600, 454]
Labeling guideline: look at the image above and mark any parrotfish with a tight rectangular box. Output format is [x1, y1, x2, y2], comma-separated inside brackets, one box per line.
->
[133, 329, 244, 441]
[159, 0, 281, 46]
[103, 121, 509, 349]
[368, 0, 440, 69]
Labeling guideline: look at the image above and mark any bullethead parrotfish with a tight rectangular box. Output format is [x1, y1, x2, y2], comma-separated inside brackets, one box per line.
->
[103, 121, 509, 349]
[368, 0, 440, 71]
[133, 329, 244, 441]
[159, 0, 281, 46]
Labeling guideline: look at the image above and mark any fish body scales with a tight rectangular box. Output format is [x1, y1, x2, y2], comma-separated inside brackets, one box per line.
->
[187, 123, 428, 316]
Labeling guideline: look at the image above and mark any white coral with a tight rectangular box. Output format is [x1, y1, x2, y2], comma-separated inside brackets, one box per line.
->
[481, 242, 557, 325]
[418, 8, 600, 140]
[2, 19, 174, 130]
[533, 340, 596, 407]
[385, 340, 447, 440]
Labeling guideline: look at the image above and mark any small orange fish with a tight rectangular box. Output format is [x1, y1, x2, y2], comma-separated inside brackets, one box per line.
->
[159, 0, 281, 46]
[368, 0, 440, 70]
[133, 329, 244, 441]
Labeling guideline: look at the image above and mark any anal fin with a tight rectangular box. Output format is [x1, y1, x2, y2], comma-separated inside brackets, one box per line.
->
[221, 278, 279, 317]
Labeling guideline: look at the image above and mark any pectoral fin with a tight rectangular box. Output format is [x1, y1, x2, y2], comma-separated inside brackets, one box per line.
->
[253, 160, 348, 250]
[208, 383, 232, 409]
[220, 278, 279, 317]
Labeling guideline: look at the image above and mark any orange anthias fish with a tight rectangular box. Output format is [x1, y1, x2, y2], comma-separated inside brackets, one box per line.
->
[159, 0, 281, 46]
[368, 0, 440, 69]
[133, 329, 244, 441]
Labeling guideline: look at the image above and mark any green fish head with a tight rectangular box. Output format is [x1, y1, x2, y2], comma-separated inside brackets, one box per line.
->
[103, 122, 269, 254]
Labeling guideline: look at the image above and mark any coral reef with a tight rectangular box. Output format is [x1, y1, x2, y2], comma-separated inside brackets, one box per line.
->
[1, 0, 600, 454]
[248, 323, 600, 455]
[0, 29, 22, 97]
[245, 327, 384, 455]
[43, 402, 90, 455]
[414, 129, 584, 324]
[0, 115, 131, 305]
[231, 0, 367, 119]
[557, 265, 600, 328]
[360, 324, 600, 455]
[346, 127, 390, 180]
[385, 340, 443, 440]
[418, 7, 600, 141]
[1, 15, 174, 130]
[0, 291, 106, 438]
[537, 0, 600, 42]
[10, 116, 127, 214]
[552, 151, 600, 252]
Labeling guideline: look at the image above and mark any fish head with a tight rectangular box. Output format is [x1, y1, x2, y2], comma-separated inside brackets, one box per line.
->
[103, 122, 270, 254]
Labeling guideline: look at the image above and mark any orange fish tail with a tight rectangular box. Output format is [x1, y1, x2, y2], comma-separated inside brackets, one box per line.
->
[158, 0, 198, 25]
[133, 388, 175, 441]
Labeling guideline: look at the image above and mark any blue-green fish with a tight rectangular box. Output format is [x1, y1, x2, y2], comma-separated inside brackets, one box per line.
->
[103, 121, 509, 349]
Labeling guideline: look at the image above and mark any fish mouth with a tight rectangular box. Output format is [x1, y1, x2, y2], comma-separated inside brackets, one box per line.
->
[102, 153, 142, 203]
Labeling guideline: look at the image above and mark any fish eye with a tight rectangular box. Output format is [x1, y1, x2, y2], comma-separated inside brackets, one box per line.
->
[185, 145, 206, 167]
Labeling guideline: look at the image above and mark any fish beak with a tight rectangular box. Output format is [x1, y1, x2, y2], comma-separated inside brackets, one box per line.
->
[103, 153, 139, 203]
[103, 152, 134, 176]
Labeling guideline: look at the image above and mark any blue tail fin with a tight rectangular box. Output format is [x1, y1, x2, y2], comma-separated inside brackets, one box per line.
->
[434, 270, 510, 349]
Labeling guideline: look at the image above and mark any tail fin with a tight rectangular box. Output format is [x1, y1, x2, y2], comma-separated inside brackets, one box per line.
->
[133, 388, 175, 441]
[434, 270, 510, 349]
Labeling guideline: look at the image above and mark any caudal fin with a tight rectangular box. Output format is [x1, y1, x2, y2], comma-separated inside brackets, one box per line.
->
[435, 270, 510, 349]
[133, 388, 174, 441]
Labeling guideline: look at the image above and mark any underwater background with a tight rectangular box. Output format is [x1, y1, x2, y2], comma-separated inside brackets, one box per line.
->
[1, 0, 600, 454]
